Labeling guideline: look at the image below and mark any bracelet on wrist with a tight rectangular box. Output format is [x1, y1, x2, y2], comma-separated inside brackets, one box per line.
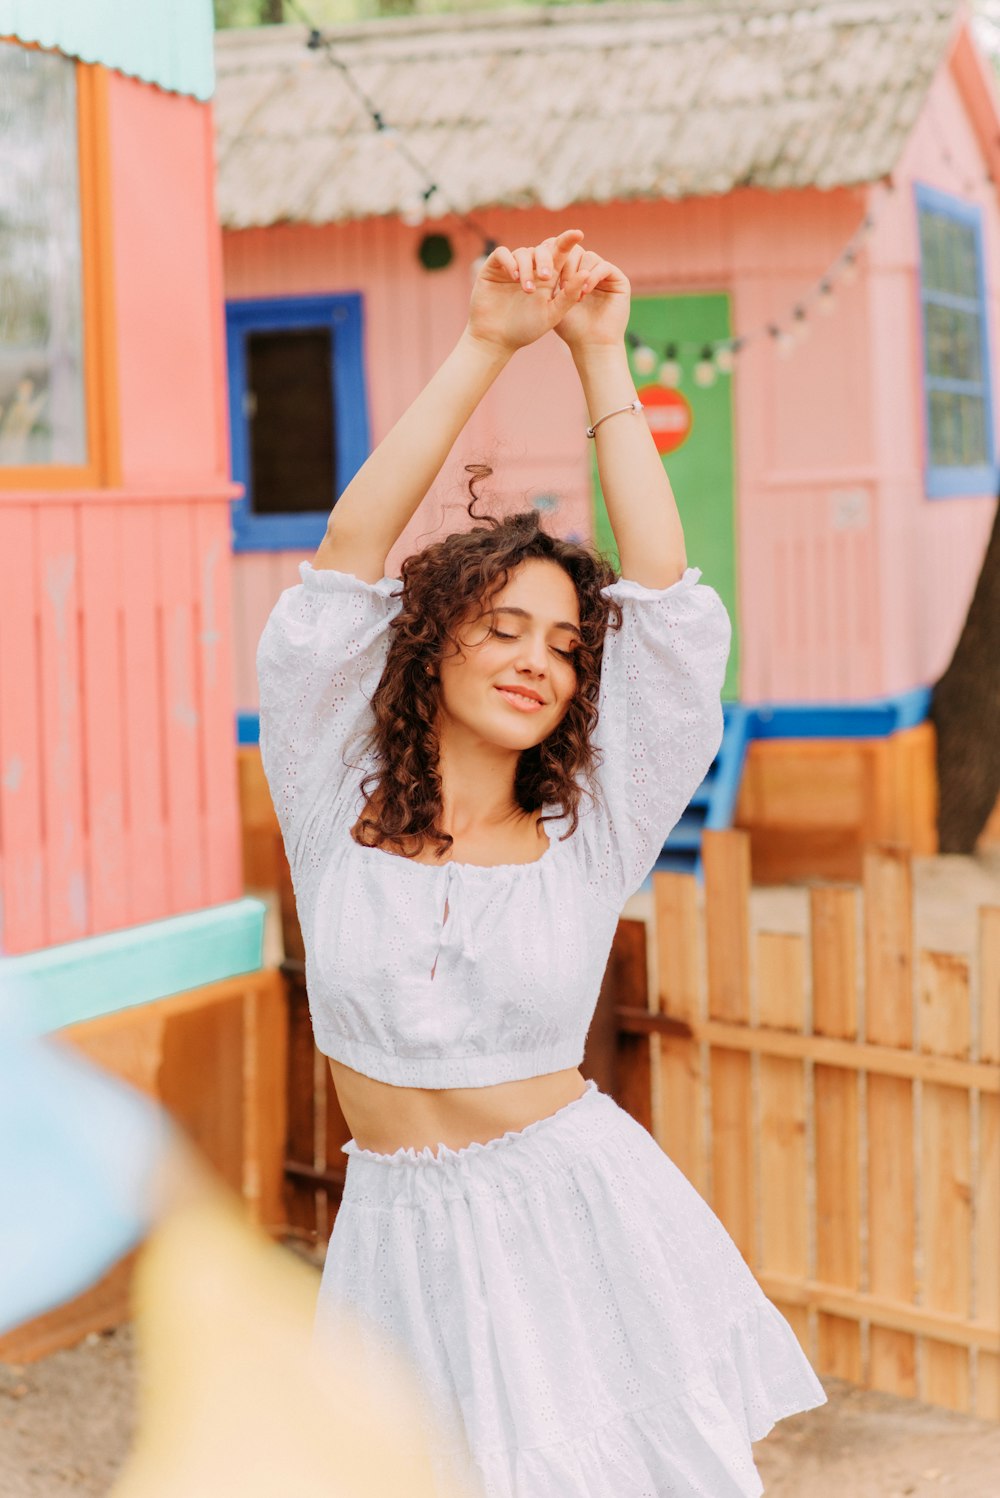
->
[586, 397, 644, 439]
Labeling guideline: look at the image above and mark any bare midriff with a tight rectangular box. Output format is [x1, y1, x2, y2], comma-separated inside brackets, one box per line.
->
[328, 1058, 588, 1158]
[331, 801, 588, 1158]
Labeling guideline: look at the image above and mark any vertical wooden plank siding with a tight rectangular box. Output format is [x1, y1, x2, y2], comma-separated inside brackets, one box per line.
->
[977, 908, 1000, 1419]
[757, 932, 810, 1349]
[703, 831, 754, 1263]
[640, 833, 998, 1414]
[120, 501, 170, 925]
[653, 871, 705, 1195]
[37, 505, 87, 942]
[80, 504, 127, 927]
[158, 505, 203, 913]
[196, 502, 242, 899]
[918, 951, 973, 1411]
[863, 847, 917, 1396]
[0, 495, 241, 956]
[811, 884, 863, 1383]
[0, 505, 45, 951]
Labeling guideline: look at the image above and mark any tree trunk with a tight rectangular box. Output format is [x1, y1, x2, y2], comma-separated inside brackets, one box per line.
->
[928, 494, 1000, 852]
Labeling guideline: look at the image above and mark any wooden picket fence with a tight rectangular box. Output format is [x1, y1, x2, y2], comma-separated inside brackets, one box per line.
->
[274, 825, 1000, 1419]
[622, 829, 1000, 1420]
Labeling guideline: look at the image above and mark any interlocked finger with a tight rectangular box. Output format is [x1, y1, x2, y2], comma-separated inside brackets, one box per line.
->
[512, 246, 537, 290]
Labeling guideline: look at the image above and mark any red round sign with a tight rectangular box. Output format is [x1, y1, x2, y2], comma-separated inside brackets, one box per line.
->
[637, 385, 693, 455]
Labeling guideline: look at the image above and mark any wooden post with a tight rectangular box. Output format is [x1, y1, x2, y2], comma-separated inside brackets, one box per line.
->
[977, 907, 1000, 1418]
[757, 930, 810, 1349]
[653, 869, 705, 1194]
[863, 845, 917, 1396]
[918, 949, 973, 1410]
[703, 829, 754, 1264]
[812, 882, 863, 1384]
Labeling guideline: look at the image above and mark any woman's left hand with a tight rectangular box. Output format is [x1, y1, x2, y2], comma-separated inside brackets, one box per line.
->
[553, 248, 631, 352]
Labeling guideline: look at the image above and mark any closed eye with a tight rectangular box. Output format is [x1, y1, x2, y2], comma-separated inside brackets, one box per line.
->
[491, 628, 576, 660]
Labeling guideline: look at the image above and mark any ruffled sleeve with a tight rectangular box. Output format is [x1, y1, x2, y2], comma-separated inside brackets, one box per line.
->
[574, 567, 732, 908]
[255, 561, 403, 877]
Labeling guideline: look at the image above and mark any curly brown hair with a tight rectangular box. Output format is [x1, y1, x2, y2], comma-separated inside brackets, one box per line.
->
[349, 464, 625, 860]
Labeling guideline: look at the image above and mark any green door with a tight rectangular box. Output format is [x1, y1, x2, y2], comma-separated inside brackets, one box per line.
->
[591, 292, 739, 702]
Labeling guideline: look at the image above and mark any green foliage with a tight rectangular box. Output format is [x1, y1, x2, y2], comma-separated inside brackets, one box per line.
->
[213, 0, 613, 29]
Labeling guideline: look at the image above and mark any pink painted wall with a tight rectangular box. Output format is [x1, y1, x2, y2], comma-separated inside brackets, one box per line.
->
[108, 70, 232, 489]
[865, 36, 1000, 696]
[226, 17, 999, 712]
[0, 72, 242, 956]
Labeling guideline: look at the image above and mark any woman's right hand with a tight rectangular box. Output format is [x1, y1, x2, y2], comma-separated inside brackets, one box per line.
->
[465, 229, 592, 354]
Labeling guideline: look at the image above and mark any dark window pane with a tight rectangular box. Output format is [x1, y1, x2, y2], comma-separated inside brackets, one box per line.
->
[920, 207, 979, 299]
[246, 327, 335, 515]
[924, 303, 983, 382]
[958, 392, 987, 465]
[0, 44, 86, 466]
[929, 389, 958, 466]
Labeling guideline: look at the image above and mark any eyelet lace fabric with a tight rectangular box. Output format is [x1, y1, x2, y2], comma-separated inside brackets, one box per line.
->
[255, 559, 733, 1087]
[315, 1081, 828, 1498]
[258, 562, 829, 1495]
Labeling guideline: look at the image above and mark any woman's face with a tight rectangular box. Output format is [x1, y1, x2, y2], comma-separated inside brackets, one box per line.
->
[436, 559, 582, 748]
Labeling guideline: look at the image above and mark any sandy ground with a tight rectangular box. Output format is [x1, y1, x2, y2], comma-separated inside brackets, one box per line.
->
[4, 848, 998, 1495]
[2, 1307, 999, 1497]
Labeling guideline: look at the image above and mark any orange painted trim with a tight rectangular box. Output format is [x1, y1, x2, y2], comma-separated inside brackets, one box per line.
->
[0, 483, 243, 505]
[79, 63, 121, 487]
[202, 103, 234, 487]
[0, 56, 120, 491]
[948, 20, 1000, 206]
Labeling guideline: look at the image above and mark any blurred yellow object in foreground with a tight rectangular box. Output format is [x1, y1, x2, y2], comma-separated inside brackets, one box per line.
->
[112, 1150, 465, 1498]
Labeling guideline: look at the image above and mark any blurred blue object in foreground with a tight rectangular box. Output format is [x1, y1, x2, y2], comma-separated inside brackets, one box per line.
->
[0, 972, 175, 1336]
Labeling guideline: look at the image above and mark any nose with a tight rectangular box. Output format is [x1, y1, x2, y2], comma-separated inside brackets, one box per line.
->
[513, 635, 549, 676]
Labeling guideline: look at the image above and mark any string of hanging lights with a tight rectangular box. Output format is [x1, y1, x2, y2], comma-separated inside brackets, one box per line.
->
[283, 0, 1000, 388]
[284, 0, 499, 262]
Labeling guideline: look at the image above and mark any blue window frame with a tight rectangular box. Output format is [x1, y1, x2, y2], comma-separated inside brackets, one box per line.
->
[225, 294, 370, 551]
[914, 183, 998, 499]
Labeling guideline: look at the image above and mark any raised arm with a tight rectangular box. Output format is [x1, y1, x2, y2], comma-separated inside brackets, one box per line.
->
[315, 228, 594, 582]
[553, 248, 687, 589]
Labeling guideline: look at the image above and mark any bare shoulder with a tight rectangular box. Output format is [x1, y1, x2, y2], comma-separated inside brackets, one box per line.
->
[311, 525, 388, 585]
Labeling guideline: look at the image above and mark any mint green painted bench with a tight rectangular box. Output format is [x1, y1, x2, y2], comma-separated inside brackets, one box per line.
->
[0, 897, 268, 1036]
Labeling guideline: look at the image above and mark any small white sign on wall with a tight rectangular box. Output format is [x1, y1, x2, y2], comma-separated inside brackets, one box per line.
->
[829, 488, 870, 531]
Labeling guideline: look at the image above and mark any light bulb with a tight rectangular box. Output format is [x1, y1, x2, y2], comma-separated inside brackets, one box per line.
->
[400, 195, 425, 227]
[658, 358, 682, 388]
[694, 359, 717, 387]
[817, 282, 837, 315]
[714, 344, 735, 374]
[632, 345, 657, 376]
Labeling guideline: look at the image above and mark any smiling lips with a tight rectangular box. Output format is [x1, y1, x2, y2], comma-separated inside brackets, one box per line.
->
[495, 685, 546, 712]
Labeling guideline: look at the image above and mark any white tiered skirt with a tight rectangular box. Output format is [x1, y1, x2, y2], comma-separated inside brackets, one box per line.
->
[314, 1077, 827, 1497]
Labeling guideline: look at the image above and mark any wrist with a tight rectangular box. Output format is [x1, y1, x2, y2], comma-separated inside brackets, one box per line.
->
[570, 337, 630, 372]
[458, 326, 517, 372]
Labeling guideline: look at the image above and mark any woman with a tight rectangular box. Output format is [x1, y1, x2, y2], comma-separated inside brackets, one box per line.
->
[257, 228, 827, 1496]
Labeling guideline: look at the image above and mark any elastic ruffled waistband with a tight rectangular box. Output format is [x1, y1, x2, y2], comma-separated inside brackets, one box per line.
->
[339, 1078, 629, 1205]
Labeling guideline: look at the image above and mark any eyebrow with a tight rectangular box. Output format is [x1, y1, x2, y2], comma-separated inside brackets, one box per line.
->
[490, 605, 583, 640]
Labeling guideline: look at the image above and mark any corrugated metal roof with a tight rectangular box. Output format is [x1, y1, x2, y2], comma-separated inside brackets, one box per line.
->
[214, 0, 963, 229]
[0, 0, 214, 100]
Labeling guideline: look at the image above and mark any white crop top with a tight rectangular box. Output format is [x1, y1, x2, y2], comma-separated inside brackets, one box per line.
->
[256, 559, 731, 1088]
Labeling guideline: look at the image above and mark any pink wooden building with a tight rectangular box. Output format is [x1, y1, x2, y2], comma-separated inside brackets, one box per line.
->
[0, 5, 290, 1362]
[0, 13, 250, 983]
[216, 0, 1000, 879]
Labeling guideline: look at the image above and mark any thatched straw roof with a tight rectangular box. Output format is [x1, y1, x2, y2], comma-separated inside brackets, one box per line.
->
[214, 0, 962, 229]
